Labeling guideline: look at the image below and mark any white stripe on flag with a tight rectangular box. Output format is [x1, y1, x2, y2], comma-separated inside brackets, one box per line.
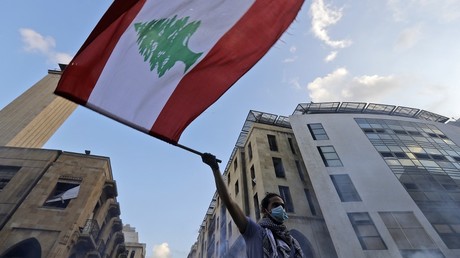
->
[87, 0, 254, 132]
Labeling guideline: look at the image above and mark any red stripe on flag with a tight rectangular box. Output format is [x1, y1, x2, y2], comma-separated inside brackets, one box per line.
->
[151, 0, 304, 143]
[55, 0, 146, 105]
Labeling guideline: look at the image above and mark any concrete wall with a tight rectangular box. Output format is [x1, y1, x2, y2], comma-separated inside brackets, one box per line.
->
[290, 113, 460, 258]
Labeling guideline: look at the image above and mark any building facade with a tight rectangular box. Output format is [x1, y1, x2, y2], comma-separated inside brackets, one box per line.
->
[189, 102, 460, 258]
[189, 110, 337, 258]
[0, 66, 76, 148]
[122, 224, 146, 258]
[0, 146, 125, 257]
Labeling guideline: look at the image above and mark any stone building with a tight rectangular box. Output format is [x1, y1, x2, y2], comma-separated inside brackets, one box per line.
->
[189, 110, 337, 258]
[122, 224, 146, 258]
[0, 146, 125, 257]
[188, 102, 460, 258]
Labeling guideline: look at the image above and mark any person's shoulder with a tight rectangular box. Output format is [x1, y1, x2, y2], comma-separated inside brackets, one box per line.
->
[243, 217, 263, 237]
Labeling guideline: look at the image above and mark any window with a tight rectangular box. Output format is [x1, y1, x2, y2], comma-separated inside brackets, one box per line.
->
[248, 142, 253, 160]
[279, 186, 294, 212]
[227, 173, 230, 185]
[414, 153, 430, 160]
[267, 135, 278, 151]
[272, 157, 285, 178]
[304, 189, 317, 216]
[235, 180, 239, 195]
[295, 160, 305, 182]
[44, 181, 80, 208]
[130, 251, 136, 258]
[330, 174, 362, 202]
[400, 250, 444, 258]
[234, 158, 238, 171]
[0, 165, 20, 190]
[250, 166, 256, 187]
[254, 193, 260, 221]
[380, 152, 394, 158]
[308, 123, 329, 140]
[348, 212, 386, 250]
[228, 221, 232, 238]
[318, 146, 343, 167]
[288, 138, 296, 154]
[394, 152, 408, 158]
[379, 212, 437, 250]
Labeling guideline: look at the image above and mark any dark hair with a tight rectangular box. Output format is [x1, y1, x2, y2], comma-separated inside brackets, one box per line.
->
[261, 192, 282, 211]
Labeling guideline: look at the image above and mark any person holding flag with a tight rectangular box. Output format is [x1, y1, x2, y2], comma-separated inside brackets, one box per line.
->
[202, 153, 305, 258]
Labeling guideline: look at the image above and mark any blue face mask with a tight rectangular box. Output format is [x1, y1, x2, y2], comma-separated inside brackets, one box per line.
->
[270, 205, 288, 223]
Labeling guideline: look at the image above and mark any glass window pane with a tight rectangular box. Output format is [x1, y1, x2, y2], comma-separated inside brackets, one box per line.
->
[386, 159, 401, 166]
[399, 159, 415, 166]
[331, 175, 361, 202]
[451, 224, 460, 233]
[376, 146, 390, 152]
[394, 212, 421, 228]
[327, 160, 343, 167]
[389, 228, 412, 249]
[404, 228, 437, 248]
[433, 224, 452, 234]
[315, 135, 329, 140]
[356, 225, 379, 237]
[361, 236, 386, 250]
[380, 212, 399, 228]
[309, 123, 323, 129]
[312, 128, 326, 134]
[320, 146, 335, 152]
[366, 133, 379, 139]
[420, 160, 439, 168]
[323, 153, 339, 160]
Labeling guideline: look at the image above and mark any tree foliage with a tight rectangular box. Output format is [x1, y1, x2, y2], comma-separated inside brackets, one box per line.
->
[134, 15, 203, 78]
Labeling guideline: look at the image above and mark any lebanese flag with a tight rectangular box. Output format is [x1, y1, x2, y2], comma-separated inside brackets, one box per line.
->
[55, 0, 304, 144]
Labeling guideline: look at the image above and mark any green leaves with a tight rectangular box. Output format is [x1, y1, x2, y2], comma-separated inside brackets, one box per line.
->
[134, 15, 203, 78]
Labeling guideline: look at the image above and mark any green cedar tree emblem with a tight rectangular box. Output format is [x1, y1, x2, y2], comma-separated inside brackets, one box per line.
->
[134, 15, 203, 78]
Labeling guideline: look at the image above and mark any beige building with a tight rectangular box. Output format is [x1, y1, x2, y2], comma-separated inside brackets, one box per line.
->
[0, 67, 136, 257]
[122, 225, 146, 258]
[0, 146, 125, 257]
[0, 66, 77, 148]
[189, 110, 337, 258]
[189, 102, 460, 258]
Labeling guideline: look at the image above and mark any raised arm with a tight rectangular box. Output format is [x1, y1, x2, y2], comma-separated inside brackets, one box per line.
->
[202, 153, 248, 233]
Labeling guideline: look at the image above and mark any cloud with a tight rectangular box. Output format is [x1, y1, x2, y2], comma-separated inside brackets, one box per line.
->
[20, 28, 72, 64]
[283, 56, 298, 63]
[307, 68, 400, 102]
[282, 46, 298, 63]
[324, 51, 337, 62]
[386, 0, 460, 23]
[386, 0, 406, 22]
[20, 28, 55, 53]
[152, 243, 172, 258]
[394, 24, 423, 50]
[289, 77, 302, 90]
[310, 0, 352, 49]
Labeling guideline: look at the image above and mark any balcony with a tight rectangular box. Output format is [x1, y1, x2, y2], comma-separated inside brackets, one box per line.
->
[82, 219, 100, 240]
[112, 217, 123, 232]
[77, 219, 100, 249]
[97, 239, 106, 257]
[73, 219, 101, 255]
[103, 180, 117, 199]
[108, 201, 121, 218]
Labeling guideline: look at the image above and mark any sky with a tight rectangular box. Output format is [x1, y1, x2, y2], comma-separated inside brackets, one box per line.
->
[1, 0, 460, 257]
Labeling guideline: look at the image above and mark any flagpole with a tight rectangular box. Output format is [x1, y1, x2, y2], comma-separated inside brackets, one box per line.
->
[175, 143, 222, 163]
